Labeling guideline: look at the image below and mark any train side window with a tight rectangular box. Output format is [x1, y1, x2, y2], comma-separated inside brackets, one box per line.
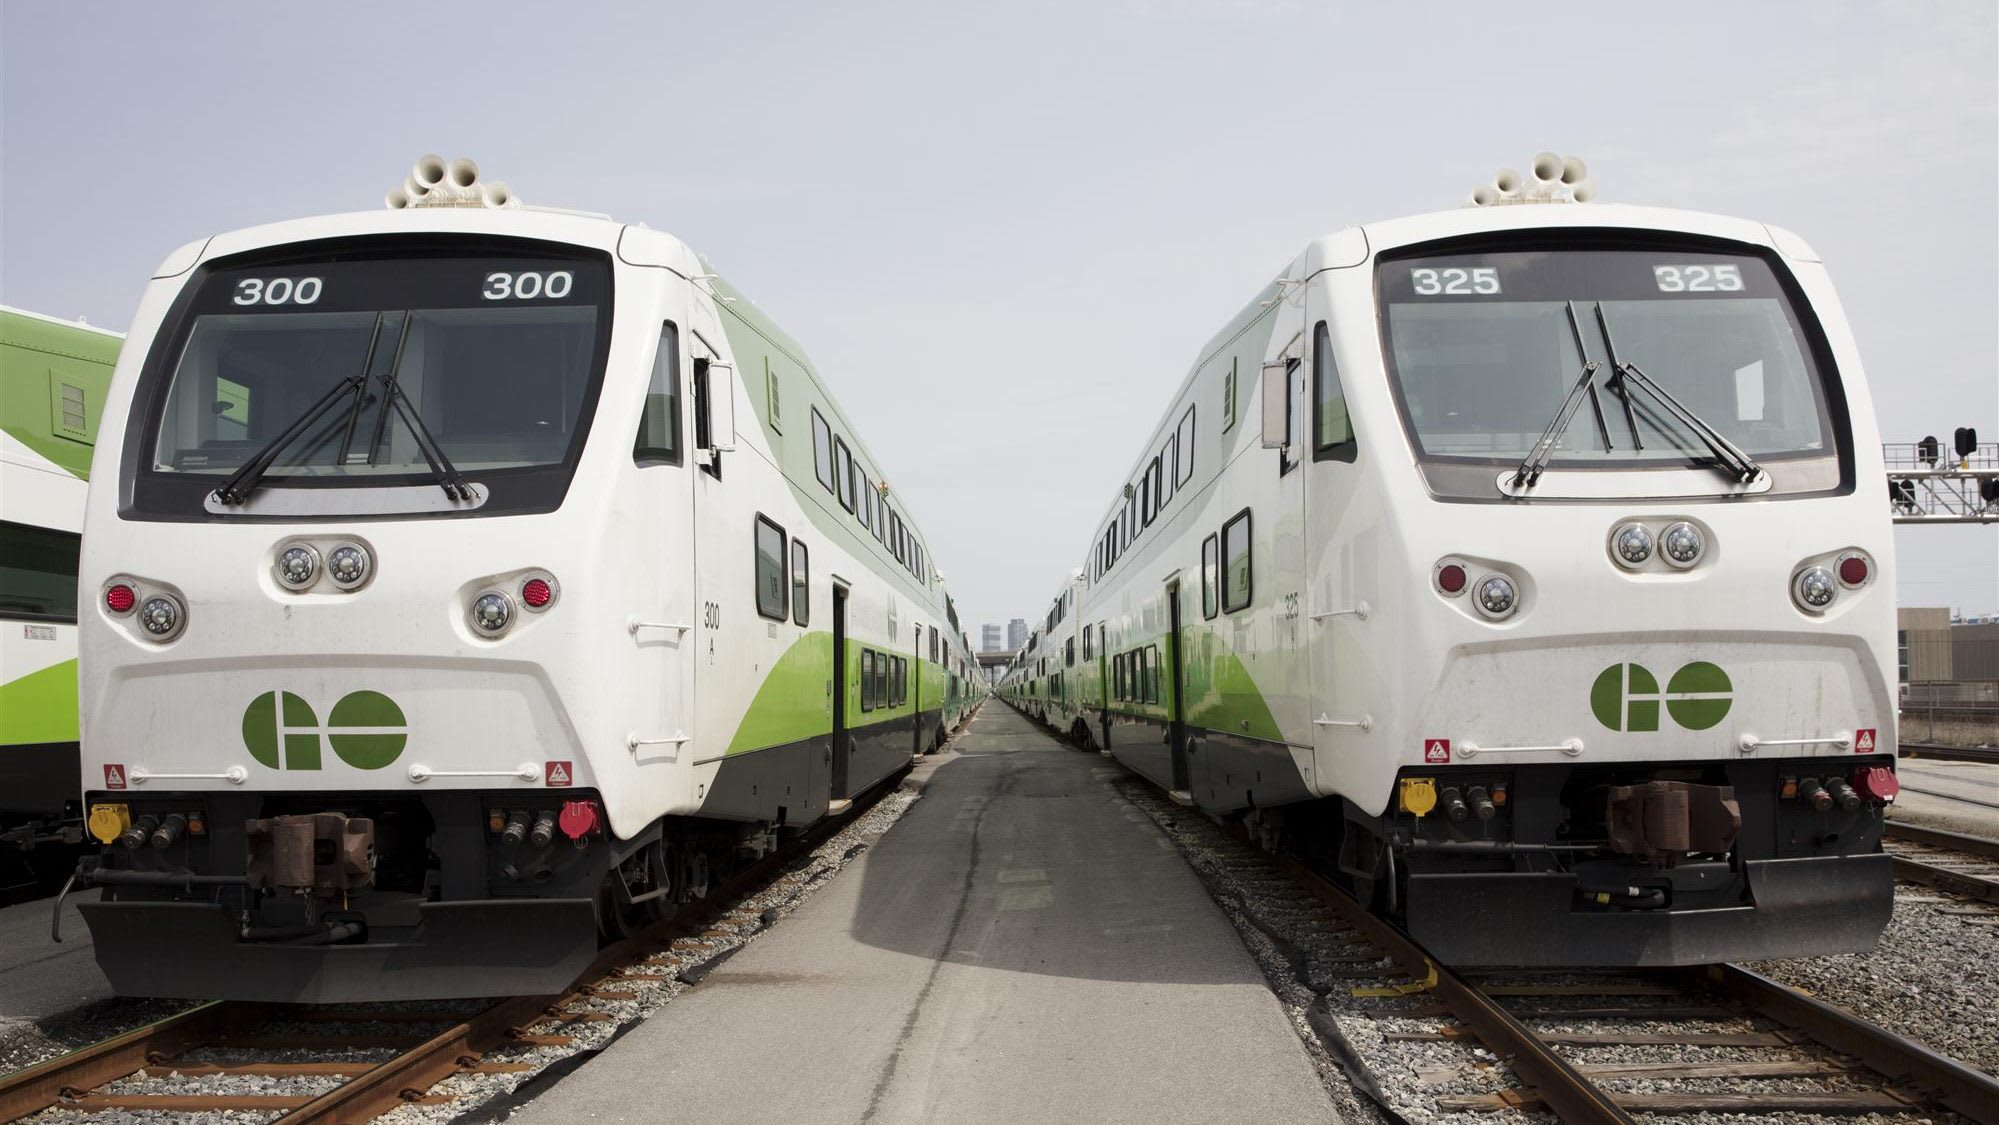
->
[0, 520, 81, 623]
[1081, 624, 1093, 661]
[1146, 645, 1160, 704]
[833, 437, 856, 512]
[754, 514, 788, 621]
[1201, 533, 1219, 619]
[891, 514, 905, 564]
[791, 540, 810, 626]
[1175, 405, 1196, 487]
[1065, 637, 1075, 666]
[893, 657, 906, 706]
[1150, 455, 1166, 512]
[633, 323, 682, 465]
[1222, 508, 1252, 613]
[811, 408, 834, 493]
[1158, 444, 1174, 506]
[874, 650, 888, 707]
[861, 650, 876, 711]
[1113, 654, 1125, 701]
[1313, 321, 1356, 462]
[861, 472, 875, 530]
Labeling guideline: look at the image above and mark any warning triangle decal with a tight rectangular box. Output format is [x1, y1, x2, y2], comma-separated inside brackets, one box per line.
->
[1854, 729, 1875, 751]
[545, 761, 572, 786]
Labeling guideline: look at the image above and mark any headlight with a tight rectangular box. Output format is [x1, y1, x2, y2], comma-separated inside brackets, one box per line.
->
[327, 543, 371, 588]
[1660, 522, 1704, 567]
[275, 544, 320, 589]
[1473, 574, 1519, 619]
[138, 594, 186, 641]
[1793, 566, 1837, 612]
[470, 591, 515, 635]
[1611, 522, 1653, 568]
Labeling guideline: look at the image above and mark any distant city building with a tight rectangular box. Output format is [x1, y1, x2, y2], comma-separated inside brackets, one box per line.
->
[1006, 618, 1027, 651]
[981, 623, 1002, 652]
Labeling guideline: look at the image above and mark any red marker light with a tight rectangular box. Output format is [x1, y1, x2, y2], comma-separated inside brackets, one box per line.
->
[105, 584, 136, 614]
[1437, 564, 1468, 594]
[522, 577, 553, 608]
[1838, 555, 1869, 586]
[558, 799, 601, 840]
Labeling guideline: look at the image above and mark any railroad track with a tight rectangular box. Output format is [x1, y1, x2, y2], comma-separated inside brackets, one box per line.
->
[1886, 821, 1999, 912]
[1901, 741, 1999, 766]
[1108, 772, 1999, 1125]
[0, 763, 918, 1124]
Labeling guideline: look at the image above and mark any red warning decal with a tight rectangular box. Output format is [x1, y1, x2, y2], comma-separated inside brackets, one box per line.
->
[104, 764, 128, 790]
[545, 760, 573, 787]
[1853, 728, 1876, 754]
[1423, 739, 1451, 764]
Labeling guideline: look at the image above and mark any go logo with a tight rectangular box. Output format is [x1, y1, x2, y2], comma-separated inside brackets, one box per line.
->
[1590, 662, 1732, 732]
[242, 690, 407, 770]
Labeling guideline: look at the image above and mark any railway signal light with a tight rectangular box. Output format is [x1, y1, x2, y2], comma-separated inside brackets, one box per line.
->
[1955, 427, 1978, 461]
[1918, 435, 1939, 466]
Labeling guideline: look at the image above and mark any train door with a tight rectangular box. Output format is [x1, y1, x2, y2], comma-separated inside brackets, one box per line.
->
[1258, 313, 1311, 760]
[631, 320, 698, 813]
[687, 312, 737, 790]
[1302, 287, 1364, 793]
[1165, 577, 1193, 795]
[1097, 622, 1111, 750]
[831, 583, 850, 798]
[911, 625, 923, 757]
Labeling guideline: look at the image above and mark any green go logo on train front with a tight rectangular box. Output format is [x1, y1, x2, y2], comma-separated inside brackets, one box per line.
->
[1590, 662, 1732, 732]
[243, 690, 408, 770]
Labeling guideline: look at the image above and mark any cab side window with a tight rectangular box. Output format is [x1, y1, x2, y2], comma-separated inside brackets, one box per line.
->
[1313, 320, 1356, 462]
[633, 323, 681, 465]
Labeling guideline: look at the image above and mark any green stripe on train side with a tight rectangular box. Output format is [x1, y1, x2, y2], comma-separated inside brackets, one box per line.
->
[723, 631, 931, 755]
[1, 309, 121, 481]
[0, 658, 79, 744]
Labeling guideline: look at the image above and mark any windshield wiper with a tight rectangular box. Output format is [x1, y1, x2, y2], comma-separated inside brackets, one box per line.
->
[1513, 301, 1614, 488]
[212, 374, 367, 506]
[365, 320, 472, 501]
[1594, 303, 1763, 484]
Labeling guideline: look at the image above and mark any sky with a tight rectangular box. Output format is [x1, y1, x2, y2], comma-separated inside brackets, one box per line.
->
[3, 1, 1994, 634]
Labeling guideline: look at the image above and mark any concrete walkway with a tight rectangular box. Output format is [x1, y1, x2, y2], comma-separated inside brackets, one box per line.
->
[509, 706, 1338, 1125]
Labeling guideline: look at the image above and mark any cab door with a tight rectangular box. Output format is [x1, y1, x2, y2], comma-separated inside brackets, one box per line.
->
[686, 299, 739, 801]
[1254, 294, 1311, 775]
[1301, 280, 1365, 798]
[630, 315, 698, 813]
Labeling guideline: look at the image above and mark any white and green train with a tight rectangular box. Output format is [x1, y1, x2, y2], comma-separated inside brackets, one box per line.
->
[1001, 170, 1901, 966]
[1, 307, 119, 865]
[70, 159, 984, 1001]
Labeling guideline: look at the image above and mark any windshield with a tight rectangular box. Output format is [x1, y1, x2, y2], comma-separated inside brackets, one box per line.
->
[144, 249, 610, 495]
[1379, 246, 1836, 468]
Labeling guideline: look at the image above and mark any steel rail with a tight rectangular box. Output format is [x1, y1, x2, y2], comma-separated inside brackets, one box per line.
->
[1900, 742, 1999, 766]
[1687, 963, 1999, 1124]
[1886, 821, 1999, 860]
[1272, 852, 1636, 1125]
[0, 761, 917, 1124]
[0, 1001, 259, 1121]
